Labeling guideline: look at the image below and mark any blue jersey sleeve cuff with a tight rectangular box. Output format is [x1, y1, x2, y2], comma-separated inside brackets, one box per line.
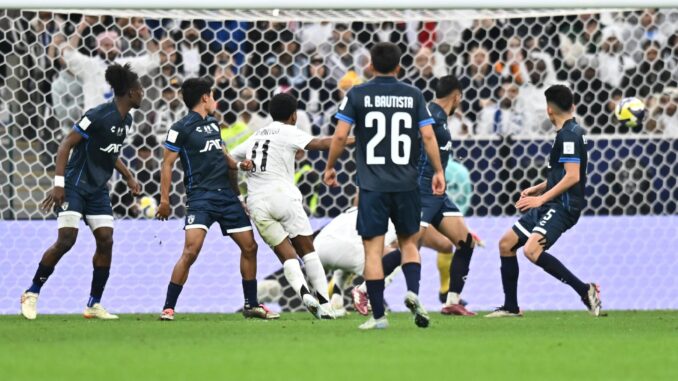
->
[335, 113, 354, 124]
[73, 125, 89, 139]
[418, 118, 435, 127]
[558, 157, 580, 163]
[164, 142, 181, 152]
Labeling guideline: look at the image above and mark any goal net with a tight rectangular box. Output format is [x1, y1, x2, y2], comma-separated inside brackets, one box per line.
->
[0, 8, 676, 314]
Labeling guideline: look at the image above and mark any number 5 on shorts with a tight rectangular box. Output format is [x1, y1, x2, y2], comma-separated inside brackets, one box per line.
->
[540, 208, 556, 226]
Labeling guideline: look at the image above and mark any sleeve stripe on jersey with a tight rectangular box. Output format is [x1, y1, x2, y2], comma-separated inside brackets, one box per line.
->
[164, 142, 181, 152]
[335, 113, 354, 124]
[418, 118, 435, 127]
[558, 157, 581, 163]
[73, 125, 89, 139]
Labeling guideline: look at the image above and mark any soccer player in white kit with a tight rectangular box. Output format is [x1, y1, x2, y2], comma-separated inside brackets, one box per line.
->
[232, 93, 353, 319]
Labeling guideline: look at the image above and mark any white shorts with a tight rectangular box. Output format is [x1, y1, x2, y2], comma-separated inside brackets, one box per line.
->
[57, 211, 114, 231]
[315, 235, 365, 275]
[248, 194, 313, 247]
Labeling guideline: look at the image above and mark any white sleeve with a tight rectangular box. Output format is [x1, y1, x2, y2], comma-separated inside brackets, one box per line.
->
[62, 47, 96, 78]
[286, 128, 314, 151]
[230, 139, 250, 161]
[116, 53, 160, 77]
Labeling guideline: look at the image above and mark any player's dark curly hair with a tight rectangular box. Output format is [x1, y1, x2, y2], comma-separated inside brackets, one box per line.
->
[435, 75, 462, 98]
[105, 63, 139, 97]
[370, 42, 402, 74]
[544, 84, 574, 112]
[269, 93, 298, 122]
[181, 78, 213, 109]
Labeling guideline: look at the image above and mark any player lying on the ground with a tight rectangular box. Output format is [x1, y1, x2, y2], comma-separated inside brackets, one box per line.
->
[21, 64, 143, 320]
[316, 205, 471, 317]
[416, 75, 477, 316]
[156, 78, 277, 321]
[232, 93, 355, 319]
[324, 42, 446, 330]
[487, 84, 602, 318]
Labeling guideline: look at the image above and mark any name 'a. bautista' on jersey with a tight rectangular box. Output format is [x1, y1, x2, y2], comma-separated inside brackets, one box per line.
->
[335, 76, 434, 193]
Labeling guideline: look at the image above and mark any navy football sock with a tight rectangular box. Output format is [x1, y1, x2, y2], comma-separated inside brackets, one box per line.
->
[27, 263, 55, 294]
[536, 252, 589, 296]
[365, 279, 385, 319]
[381, 249, 402, 277]
[88, 266, 110, 307]
[401, 262, 421, 295]
[450, 234, 474, 294]
[500, 256, 519, 312]
[163, 282, 183, 310]
[242, 279, 258, 309]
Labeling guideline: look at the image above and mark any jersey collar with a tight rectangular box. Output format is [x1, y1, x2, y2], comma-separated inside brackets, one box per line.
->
[371, 76, 398, 83]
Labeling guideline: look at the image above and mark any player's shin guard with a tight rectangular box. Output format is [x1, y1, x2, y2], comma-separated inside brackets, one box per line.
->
[283, 259, 310, 297]
[535, 252, 589, 296]
[365, 279, 385, 319]
[500, 256, 520, 312]
[302, 252, 330, 304]
[448, 234, 474, 304]
[88, 266, 110, 307]
[27, 263, 55, 294]
[401, 262, 421, 295]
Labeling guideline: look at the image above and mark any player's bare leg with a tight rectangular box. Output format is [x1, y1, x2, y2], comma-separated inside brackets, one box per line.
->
[160, 228, 206, 320]
[271, 238, 322, 319]
[436, 217, 476, 316]
[486, 229, 523, 318]
[399, 232, 430, 328]
[231, 230, 279, 320]
[523, 233, 601, 316]
[21, 227, 78, 320]
[83, 227, 118, 320]
[291, 235, 333, 318]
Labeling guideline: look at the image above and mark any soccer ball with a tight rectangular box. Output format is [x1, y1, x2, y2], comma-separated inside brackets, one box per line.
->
[257, 280, 282, 303]
[138, 196, 157, 219]
[614, 97, 646, 128]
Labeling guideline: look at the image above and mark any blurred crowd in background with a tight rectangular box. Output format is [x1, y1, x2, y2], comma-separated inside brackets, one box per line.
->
[0, 9, 676, 219]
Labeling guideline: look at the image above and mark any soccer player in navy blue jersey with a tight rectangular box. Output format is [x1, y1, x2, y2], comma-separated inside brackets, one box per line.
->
[324, 42, 446, 330]
[487, 85, 603, 318]
[415, 75, 478, 317]
[155, 78, 278, 321]
[21, 64, 143, 320]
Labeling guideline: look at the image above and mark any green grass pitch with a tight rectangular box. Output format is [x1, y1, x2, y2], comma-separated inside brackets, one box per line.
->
[1, 311, 676, 381]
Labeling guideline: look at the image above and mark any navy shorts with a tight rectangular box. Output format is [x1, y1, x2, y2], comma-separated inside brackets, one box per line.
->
[357, 188, 421, 239]
[512, 203, 580, 250]
[420, 193, 463, 228]
[185, 189, 252, 236]
[56, 185, 113, 217]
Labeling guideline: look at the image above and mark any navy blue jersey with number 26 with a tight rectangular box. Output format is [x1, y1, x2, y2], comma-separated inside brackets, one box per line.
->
[335, 76, 434, 192]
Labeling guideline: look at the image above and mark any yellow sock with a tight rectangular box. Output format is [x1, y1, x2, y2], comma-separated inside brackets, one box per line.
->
[437, 251, 453, 294]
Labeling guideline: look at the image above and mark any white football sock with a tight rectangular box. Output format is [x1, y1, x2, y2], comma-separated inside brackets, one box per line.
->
[302, 252, 330, 303]
[358, 282, 367, 293]
[446, 292, 461, 305]
[331, 269, 346, 291]
[283, 259, 309, 297]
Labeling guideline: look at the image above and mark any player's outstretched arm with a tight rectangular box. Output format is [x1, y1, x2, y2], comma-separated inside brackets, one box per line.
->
[420, 124, 445, 195]
[41, 130, 83, 211]
[114, 158, 141, 196]
[323, 120, 352, 187]
[157, 148, 179, 220]
[305, 136, 354, 151]
[516, 163, 580, 212]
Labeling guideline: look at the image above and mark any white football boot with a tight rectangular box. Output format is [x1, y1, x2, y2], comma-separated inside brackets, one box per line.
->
[83, 303, 119, 320]
[358, 316, 389, 330]
[20, 292, 39, 320]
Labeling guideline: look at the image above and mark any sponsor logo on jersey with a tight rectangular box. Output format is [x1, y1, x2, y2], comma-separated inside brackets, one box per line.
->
[196, 123, 220, 133]
[100, 143, 123, 153]
[199, 139, 222, 153]
[440, 141, 453, 151]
